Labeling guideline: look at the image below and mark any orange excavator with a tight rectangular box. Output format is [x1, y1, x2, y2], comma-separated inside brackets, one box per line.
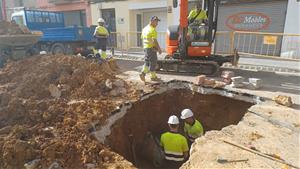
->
[157, 0, 239, 75]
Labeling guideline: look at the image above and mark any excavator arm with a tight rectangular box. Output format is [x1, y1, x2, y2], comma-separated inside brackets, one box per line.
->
[157, 0, 239, 76]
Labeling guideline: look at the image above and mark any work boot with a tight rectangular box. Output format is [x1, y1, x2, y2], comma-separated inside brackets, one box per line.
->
[139, 73, 146, 82]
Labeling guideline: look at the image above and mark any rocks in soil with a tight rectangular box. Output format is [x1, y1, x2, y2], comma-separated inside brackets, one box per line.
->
[194, 75, 206, 85]
[24, 159, 41, 169]
[230, 76, 245, 88]
[221, 71, 234, 84]
[0, 55, 139, 169]
[0, 21, 31, 35]
[194, 75, 225, 88]
[273, 95, 293, 107]
[248, 78, 263, 89]
[48, 84, 61, 98]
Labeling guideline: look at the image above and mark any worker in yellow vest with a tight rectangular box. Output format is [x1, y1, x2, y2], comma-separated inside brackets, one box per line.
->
[140, 16, 162, 82]
[160, 115, 189, 168]
[188, 3, 208, 24]
[180, 109, 204, 143]
[93, 18, 109, 59]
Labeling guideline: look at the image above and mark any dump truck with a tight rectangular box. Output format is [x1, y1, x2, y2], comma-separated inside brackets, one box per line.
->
[11, 9, 96, 55]
[0, 21, 42, 67]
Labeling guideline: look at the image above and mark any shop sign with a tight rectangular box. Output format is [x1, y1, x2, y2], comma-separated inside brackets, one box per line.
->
[226, 12, 271, 31]
[263, 35, 277, 45]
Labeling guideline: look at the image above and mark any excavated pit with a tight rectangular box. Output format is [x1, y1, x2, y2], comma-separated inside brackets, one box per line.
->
[94, 82, 260, 168]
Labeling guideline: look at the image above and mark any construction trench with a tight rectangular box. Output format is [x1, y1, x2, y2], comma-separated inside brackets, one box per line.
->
[92, 81, 260, 169]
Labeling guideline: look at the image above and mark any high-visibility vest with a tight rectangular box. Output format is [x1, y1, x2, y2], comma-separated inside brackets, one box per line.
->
[160, 132, 189, 162]
[94, 26, 109, 37]
[188, 9, 208, 21]
[141, 24, 157, 49]
[184, 120, 204, 142]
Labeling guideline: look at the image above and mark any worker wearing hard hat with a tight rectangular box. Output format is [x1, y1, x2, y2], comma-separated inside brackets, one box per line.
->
[140, 16, 162, 82]
[93, 18, 109, 59]
[181, 109, 204, 143]
[188, 3, 208, 24]
[160, 115, 189, 168]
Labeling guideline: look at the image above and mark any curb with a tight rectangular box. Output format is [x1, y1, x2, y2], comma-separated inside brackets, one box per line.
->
[114, 54, 300, 73]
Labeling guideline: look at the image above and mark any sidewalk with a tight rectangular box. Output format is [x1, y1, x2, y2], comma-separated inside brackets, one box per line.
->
[113, 51, 300, 73]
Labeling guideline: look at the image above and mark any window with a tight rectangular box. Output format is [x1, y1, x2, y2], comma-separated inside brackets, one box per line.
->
[12, 16, 24, 25]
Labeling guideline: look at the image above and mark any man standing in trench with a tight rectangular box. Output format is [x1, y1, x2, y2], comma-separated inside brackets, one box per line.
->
[180, 109, 204, 144]
[139, 16, 162, 82]
[160, 115, 189, 168]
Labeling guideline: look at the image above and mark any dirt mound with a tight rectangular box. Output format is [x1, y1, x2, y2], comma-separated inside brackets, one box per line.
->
[0, 55, 137, 169]
[0, 21, 31, 35]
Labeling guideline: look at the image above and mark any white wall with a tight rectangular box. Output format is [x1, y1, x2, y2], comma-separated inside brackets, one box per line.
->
[283, 0, 300, 34]
[281, 0, 300, 59]
[91, 0, 169, 50]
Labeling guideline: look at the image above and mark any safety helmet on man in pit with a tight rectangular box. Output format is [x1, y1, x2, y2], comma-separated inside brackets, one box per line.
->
[168, 115, 180, 124]
[180, 109, 194, 119]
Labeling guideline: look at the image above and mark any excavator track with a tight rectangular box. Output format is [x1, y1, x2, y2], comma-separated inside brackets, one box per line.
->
[156, 59, 220, 76]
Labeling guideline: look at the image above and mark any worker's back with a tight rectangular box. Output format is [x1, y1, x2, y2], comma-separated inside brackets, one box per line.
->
[160, 132, 189, 162]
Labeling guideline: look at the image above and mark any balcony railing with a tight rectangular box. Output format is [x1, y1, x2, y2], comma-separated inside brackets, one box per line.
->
[48, 0, 81, 4]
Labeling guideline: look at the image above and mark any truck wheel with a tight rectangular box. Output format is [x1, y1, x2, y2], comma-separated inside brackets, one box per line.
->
[51, 43, 65, 55]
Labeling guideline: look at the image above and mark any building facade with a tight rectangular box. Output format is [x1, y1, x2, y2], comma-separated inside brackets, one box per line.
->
[36, 0, 92, 26]
[2, 0, 36, 20]
[92, 0, 298, 58]
[91, 0, 173, 50]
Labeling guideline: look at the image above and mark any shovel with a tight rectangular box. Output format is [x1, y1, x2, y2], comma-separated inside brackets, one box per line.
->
[217, 157, 249, 164]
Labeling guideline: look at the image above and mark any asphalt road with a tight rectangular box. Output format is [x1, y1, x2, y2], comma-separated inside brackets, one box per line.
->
[115, 59, 300, 97]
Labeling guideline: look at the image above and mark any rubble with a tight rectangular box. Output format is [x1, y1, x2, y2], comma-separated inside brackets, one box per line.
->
[194, 75, 206, 85]
[273, 95, 293, 107]
[194, 75, 226, 88]
[0, 55, 139, 169]
[230, 76, 245, 88]
[0, 21, 31, 35]
[248, 78, 263, 89]
[221, 70, 234, 84]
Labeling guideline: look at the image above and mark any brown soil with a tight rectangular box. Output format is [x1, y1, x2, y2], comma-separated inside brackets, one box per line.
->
[107, 89, 253, 168]
[0, 21, 31, 35]
[0, 55, 139, 169]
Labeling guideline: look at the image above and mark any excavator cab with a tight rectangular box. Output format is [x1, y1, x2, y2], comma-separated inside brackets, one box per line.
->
[159, 0, 239, 75]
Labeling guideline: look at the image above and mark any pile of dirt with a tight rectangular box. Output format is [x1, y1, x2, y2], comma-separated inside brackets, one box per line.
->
[0, 21, 31, 35]
[0, 55, 138, 169]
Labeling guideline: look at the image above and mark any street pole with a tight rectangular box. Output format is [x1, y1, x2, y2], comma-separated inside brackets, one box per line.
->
[2, 0, 7, 20]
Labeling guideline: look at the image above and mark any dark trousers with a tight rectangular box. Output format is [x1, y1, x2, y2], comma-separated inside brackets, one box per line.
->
[95, 38, 107, 51]
[162, 159, 183, 169]
[144, 48, 158, 72]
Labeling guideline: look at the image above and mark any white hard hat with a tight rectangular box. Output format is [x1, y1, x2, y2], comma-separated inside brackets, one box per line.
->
[180, 109, 194, 119]
[98, 18, 105, 23]
[168, 115, 179, 124]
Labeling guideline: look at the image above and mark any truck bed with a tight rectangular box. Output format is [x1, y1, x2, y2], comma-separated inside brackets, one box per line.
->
[40, 26, 96, 42]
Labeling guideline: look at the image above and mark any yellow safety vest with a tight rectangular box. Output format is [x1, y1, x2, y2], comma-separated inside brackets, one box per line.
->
[94, 26, 109, 37]
[160, 132, 189, 161]
[141, 24, 158, 49]
[188, 9, 208, 21]
[184, 120, 204, 142]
